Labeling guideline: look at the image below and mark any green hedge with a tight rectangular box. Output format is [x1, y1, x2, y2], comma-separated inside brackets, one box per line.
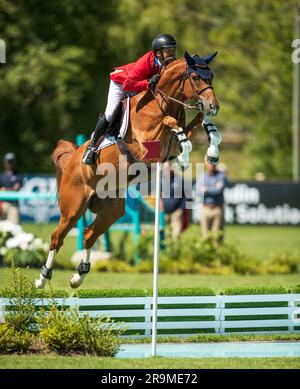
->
[75, 287, 216, 298]
[1, 286, 299, 298]
[0, 289, 68, 298]
[289, 285, 300, 294]
[223, 286, 288, 295]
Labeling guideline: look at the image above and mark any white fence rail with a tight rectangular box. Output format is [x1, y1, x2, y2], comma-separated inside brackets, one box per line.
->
[1, 294, 300, 337]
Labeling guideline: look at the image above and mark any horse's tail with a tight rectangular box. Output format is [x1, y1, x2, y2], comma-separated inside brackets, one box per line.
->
[51, 140, 78, 192]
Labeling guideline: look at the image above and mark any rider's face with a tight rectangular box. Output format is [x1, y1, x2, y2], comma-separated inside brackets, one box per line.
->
[160, 47, 176, 61]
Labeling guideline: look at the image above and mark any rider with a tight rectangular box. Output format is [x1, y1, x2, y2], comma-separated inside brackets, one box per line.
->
[82, 34, 179, 165]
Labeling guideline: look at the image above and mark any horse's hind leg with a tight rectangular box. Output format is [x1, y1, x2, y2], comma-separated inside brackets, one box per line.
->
[35, 184, 89, 289]
[70, 197, 125, 288]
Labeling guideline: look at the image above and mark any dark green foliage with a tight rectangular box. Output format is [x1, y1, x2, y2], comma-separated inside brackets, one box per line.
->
[0, 267, 124, 356]
[37, 304, 124, 356]
[3, 248, 46, 268]
[288, 285, 300, 294]
[0, 323, 33, 354]
[137, 230, 299, 275]
[0, 0, 295, 177]
[3, 267, 39, 332]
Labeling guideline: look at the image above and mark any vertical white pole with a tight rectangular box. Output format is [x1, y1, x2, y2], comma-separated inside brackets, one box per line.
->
[152, 160, 161, 357]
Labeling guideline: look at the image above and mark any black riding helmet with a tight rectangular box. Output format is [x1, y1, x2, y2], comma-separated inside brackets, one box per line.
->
[152, 34, 178, 52]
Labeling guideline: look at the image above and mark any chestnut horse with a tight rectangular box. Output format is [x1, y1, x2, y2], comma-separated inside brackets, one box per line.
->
[35, 51, 221, 289]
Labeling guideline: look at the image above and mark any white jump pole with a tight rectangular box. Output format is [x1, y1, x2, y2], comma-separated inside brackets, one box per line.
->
[152, 160, 161, 357]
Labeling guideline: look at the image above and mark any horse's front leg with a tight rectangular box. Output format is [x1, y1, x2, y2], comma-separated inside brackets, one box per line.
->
[202, 115, 222, 165]
[162, 116, 192, 171]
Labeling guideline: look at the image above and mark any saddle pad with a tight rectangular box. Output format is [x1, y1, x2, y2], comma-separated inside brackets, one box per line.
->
[93, 97, 130, 152]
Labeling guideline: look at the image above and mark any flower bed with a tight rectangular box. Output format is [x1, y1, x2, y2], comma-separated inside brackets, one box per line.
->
[0, 221, 49, 267]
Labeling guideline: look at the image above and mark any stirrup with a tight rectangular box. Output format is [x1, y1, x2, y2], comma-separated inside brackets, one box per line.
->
[82, 146, 98, 165]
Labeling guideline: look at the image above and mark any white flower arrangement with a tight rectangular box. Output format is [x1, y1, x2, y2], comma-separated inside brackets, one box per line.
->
[0, 220, 22, 235]
[0, 220, 49, 267]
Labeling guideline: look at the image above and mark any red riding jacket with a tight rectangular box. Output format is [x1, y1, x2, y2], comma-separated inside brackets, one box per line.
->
[110, 51, 160, 92]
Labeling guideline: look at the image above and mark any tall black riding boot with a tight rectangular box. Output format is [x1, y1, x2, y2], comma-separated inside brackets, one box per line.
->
[82, 115, 110, 165]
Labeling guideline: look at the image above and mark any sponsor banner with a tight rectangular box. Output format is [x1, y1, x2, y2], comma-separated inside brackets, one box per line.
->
[224, 182, 300, 225]
[19, 175, 60, 223]
[10, 176, 300, 225]
[192, 182, 300, 225]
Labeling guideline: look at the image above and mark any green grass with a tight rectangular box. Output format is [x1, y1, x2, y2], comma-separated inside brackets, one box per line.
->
[22, 223, 300, 265]
[125, 334, 300, 343]
[225, 225, 300, 260]
[0, 268, 299, 292]
[0, 355, 299, 369]
[2, 223, 298, 292]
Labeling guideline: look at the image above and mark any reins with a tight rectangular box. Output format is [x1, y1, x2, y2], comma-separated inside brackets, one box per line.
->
[151, 62, 214, 113]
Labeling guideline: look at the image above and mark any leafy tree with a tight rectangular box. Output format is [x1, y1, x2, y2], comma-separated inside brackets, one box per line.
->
[0, 0, 296, 178]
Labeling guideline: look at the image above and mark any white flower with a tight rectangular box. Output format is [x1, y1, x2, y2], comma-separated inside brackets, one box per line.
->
[6, 233, 33, 249]
[6, 237, 19, 248]
[0, 222, 48, 253]
[20, 241, 30, 250]
[0, 247, 8, 255]
[0, 221, 22, 235]
[33, 238, 43, 246]
[43, 243, 49, 251]
[21, 233, 34, 243]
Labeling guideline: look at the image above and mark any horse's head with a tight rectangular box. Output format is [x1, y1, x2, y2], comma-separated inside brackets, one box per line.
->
[182, 51, 219, 116]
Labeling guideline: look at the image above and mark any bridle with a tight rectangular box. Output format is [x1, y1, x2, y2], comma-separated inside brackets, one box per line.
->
[151, 60, 214, 114]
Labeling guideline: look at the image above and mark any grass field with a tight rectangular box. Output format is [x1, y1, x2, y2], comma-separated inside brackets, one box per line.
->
[1, 224, 299, 370]
[22, 223, 300, 264]
[0, 355, 299, 369]
[0, 268, 299, 291]
[0, 223, 298, 290]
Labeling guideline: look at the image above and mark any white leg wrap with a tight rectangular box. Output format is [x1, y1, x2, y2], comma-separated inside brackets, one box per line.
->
[202, 115, 222, 165]
[70, 248, 91, 289]
[172, 128, 193, 171]
[35, 249, 56, 289]
[202, 115, 222, 146]
[83, 248, 91, 264]
[45, 249, 56, 269]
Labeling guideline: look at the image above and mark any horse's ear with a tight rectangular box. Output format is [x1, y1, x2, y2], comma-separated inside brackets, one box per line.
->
[184, 51, 195, 66]
[203, 51, 218, 64]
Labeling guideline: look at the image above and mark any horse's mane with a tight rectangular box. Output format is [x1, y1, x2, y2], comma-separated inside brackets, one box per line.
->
[162, 58, 184, 70]
[134, 58, 186, 112]
[159, 58, 185, 81]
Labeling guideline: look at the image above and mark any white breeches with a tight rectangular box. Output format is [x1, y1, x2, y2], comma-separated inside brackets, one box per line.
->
[104, 80, 125, 122]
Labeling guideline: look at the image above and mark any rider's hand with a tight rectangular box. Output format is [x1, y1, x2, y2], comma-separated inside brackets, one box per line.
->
[148, 74, 160, 89]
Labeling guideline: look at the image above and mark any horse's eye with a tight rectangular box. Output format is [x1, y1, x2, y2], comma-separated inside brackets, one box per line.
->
[192, 76, 198, 81]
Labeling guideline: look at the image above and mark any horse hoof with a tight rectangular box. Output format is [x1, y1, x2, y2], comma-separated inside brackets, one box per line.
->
[70, 273, 84, 289]
[35, 277, 47, 289]
[206, 153, 219, 165]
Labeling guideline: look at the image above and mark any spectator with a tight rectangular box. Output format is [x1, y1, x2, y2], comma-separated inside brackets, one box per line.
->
[0, 153, 23, 224]
[162, 162, 188, 240]
[254, 171, 266, 181]
[197, 158, 228, 242]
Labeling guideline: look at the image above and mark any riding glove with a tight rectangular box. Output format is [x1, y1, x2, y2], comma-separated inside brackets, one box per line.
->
[148, 74, 160, 89]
